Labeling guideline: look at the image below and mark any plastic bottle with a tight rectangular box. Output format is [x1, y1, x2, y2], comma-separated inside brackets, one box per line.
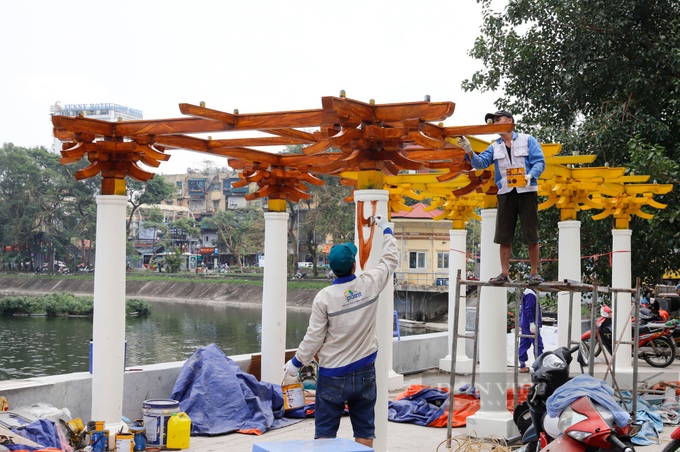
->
[166, 412, 191, 449]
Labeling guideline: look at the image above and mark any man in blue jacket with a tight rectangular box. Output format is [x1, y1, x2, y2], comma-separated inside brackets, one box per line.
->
[518, 287, 543, 372]
[283, 215, 398, 448]
[458, 110, 545, 285]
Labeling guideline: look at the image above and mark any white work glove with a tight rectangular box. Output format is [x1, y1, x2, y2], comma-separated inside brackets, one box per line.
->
[529, 323, 537, 334]
[283, 359, 300, 378]
[457, 136, 474, 156]
[525, 173, 532, 186]
[373, 215, 389, 231]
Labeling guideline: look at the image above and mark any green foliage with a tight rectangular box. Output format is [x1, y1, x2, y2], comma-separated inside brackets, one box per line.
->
[464, 0, 680, 283]
[163, 247, 184, 273]
[126, 176, 176, 236]
[201, 206, 265, 267]
[126, 298, 152, 316]
[0, 293, 151, 317]
[0, 143, 99, 271]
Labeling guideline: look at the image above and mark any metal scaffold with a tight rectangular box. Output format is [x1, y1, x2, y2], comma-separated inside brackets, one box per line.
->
[445, 270, 647, 446]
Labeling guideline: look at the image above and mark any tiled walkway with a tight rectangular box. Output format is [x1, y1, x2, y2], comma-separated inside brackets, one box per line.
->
[181, 363, 680, 451]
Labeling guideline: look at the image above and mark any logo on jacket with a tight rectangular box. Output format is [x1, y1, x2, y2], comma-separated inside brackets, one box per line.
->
[344, 289, 363, 302]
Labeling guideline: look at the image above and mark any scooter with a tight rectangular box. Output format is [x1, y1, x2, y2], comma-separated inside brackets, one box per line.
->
[580, 306, 676, 368]
[515, 345, 639, 451]
[662, 426, 680, 451]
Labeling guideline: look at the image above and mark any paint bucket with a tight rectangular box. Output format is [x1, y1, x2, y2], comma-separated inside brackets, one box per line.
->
[281, 378, 305, 411]
[89, 429, 109, 452]
[166, 412, 191, 449]
[129, 425, 145, 451]
[142, 399, 180, 447]
[114, 432, 135, 452]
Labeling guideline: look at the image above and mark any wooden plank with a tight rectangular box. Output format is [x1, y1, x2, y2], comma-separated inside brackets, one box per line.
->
[210, 136, 307, 147]
[179, 103, 236, 124]
[116, 117, 234, 135]
[266, 128, 317, 142]
[443, 123, 514, 136]
[329, 97, 455, 123]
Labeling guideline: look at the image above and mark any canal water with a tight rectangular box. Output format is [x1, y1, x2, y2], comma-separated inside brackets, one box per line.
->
[0, 301, 312, 380]
[0, 301, 422, 380]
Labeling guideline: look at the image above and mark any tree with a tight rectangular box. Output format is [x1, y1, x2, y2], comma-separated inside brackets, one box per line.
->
[279, 145, 354, 274]
[201, 206, 265, 268]
[463, 0, 680, 284]
[0, 144, 99, 271]
[126, 176, 175, 237]
[141, 206, 168, 270]
[299, 175, 355, 275]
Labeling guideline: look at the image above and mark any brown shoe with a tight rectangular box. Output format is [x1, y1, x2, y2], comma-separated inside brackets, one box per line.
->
[519, 367, 529, 373]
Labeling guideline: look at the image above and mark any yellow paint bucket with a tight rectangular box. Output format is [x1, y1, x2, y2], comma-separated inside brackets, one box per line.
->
[114, 432, 135, 452]
[281, 377, 305, 411]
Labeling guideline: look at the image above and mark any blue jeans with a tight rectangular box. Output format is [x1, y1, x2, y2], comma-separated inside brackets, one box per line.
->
[314, 363, 376, 439]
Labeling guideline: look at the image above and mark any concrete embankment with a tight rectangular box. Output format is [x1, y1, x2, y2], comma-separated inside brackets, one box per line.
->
[0, 275, 319, 310]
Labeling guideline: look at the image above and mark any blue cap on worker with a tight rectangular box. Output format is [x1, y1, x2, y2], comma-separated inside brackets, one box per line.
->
[328, 242, 357, 277]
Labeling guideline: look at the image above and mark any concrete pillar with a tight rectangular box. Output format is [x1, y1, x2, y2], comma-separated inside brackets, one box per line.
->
[354, 189, 393, 452]
[557, 220, 582, 373]
[439, 229, 473, 374]
[466, 208, 517, 438]
[612, 229, 633, 372]
[91, 195, 127, 439]
[260, 211, 290, 384]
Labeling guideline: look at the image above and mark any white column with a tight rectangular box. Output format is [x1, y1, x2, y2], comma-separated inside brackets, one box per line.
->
[557, 220, 582, 373]
[260, 211, 290, 384]
[91, 195, 127, 439]
[354, 189, 391, 452]
[612, 229, 633, 372]
[439, 229, 473, 374]
[466, 208, 517, 438]
[381, 240, 403, 392]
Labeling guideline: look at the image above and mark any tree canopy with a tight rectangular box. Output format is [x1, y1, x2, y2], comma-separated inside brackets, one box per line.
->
[463, 0, 680, 284]
[0, 143, 99, 270]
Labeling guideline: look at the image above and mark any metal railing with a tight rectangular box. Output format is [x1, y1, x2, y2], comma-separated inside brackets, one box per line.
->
[394, 271, 450, 287]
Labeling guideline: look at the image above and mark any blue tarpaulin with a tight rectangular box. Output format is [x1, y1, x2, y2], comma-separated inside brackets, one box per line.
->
[8, 419, 62, 451]
[170, 343, 300, 436]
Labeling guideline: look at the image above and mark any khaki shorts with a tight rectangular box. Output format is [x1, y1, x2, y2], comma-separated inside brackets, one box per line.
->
[495, 191, 539, 245]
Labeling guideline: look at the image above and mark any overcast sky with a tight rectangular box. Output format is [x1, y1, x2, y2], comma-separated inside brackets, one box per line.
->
[0, 0, 502, 175]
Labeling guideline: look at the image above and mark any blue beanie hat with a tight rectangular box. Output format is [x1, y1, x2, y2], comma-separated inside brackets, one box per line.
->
[328, 242, 357, 277]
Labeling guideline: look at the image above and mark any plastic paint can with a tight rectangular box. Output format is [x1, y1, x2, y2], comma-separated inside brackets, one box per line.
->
[129, 426, 145, 451]
[114, 432, 134, 452]
[166, 412, 191, 449]
[281, 380, 305, 411]
[142, 399, 180, 447]
[90, 429, 109, 452]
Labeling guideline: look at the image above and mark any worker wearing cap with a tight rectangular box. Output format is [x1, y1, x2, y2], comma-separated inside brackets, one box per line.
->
[284, 215, 398, 447]
[458, 110, 546, 285]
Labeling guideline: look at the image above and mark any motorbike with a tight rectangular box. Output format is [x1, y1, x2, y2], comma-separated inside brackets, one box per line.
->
[514, 345, 639, 451]
[662, 425, 680, 451]
[580, 306, 676, 368]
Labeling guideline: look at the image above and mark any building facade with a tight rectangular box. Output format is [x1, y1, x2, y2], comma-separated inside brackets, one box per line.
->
[49, 102, 143, 153]
[391, 203, 452, 287]
[161, 171, 251, 218]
